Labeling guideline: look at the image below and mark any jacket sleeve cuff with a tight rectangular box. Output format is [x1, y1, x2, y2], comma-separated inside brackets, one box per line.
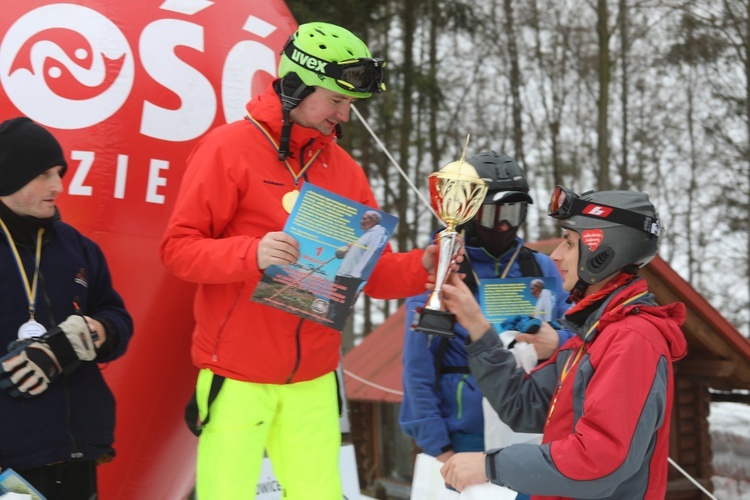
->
[485, 448, 501, 481]
[465, 326, 501, 355]
[92, 316, 119, 359]
[243, 237, 262, 278]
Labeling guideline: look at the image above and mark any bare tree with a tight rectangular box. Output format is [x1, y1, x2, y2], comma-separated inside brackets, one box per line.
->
[283, 0, 750, 337]
[595, 0, 614, 190]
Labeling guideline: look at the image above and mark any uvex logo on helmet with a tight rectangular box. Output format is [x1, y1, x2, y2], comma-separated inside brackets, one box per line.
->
[582, 204, 613, 218]
[290, 48, 327, 72]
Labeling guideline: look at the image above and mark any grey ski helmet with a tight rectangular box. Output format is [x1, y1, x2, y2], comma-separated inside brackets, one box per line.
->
[550, 187, 660, 285]
[466, 151, 532, 228]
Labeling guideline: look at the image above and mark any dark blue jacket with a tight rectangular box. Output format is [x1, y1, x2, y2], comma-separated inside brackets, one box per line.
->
[399, 238, 569, 457]
[0, 216, 133, 470]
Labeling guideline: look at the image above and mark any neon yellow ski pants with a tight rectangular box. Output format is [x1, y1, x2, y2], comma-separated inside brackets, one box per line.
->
[195, 369, 342, 499]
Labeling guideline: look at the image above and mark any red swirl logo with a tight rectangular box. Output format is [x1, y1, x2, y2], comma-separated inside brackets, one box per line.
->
[0, 4, 133, 129]
[10, 27, 126, 101]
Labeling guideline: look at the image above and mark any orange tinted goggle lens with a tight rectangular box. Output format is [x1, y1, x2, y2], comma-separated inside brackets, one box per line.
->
[548, 185, 575, 218]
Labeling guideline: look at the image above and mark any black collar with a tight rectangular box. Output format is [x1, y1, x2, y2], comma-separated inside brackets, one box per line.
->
[0, 201, 59, 249]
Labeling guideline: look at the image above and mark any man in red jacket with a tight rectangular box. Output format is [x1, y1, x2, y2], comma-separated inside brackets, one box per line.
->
[161, 22, 437, 500]
[437, 187, 687, 499]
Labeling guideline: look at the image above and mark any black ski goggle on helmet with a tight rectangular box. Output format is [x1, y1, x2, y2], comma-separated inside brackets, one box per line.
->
[548, 185, 660, 237]
[282, 39, 386, 94]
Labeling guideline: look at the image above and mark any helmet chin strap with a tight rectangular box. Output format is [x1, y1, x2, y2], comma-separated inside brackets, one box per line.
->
[567, 279, 589, 303]
[276, 75, 314, 161]
[279, 108, 294, 161]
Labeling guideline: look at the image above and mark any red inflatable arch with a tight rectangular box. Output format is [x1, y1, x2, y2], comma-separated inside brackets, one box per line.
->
[0, 2, 297, 497]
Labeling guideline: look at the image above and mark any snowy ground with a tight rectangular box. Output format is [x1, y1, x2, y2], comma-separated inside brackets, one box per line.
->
[709, 402, 750, 499]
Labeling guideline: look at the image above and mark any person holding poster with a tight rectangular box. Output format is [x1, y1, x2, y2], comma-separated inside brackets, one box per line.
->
[438, 188, 687, 499]
[0, 117, 133, 499]
[160, 22, 439, 500]
[399, 151, 569, 500]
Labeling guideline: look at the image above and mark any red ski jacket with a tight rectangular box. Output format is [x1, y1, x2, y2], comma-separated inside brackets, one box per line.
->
[161, 84, 428, 383]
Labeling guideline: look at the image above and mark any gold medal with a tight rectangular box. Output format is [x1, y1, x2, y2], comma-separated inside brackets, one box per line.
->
[282, 189, 299, 213]
[246, 114, 321, 213]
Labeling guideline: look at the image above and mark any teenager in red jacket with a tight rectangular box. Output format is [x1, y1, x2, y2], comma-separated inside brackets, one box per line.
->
[160, 22, 437, 499]
[437, 187, 687, 499]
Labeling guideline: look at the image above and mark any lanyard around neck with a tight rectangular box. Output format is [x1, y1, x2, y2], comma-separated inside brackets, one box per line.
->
[246, 113, 322, 186]
[0, 218, 44, 318]
[546, 289, 651, 425]
[467, 242, 524, 286]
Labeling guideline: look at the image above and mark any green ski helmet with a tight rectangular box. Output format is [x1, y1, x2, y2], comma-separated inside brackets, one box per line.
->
[548, 186, 661, 298]
[278, 22, 386, 99]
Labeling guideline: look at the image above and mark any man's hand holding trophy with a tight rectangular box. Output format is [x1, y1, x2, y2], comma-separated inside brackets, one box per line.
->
[415, 135, 487, 338]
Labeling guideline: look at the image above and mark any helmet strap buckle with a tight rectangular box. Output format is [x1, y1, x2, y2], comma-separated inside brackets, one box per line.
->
[567, 279, 589, 303]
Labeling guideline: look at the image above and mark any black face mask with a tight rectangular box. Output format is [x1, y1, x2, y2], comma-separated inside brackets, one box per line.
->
[465, 219, 518, 257]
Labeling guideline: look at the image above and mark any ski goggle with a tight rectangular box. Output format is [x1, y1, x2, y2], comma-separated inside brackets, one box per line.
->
[283, 39, 386, 94]
[476, 202, 526, 229]
[548, 185, 660, 236]
[547, 185, 579, 219]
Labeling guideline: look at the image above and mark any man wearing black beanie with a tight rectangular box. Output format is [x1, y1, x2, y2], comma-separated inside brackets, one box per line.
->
[0, 116, 133, 500]
[0, 117, 68, 196]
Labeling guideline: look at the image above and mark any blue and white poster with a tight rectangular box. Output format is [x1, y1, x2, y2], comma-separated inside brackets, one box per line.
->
[251, 183, 398, 331]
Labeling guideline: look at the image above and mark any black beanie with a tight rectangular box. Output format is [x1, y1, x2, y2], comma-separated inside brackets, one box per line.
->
[0, 117, 68, 196]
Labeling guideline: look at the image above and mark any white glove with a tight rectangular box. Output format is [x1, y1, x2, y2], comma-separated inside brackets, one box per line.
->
[0, 315, 98, 398]
[498, 329, 520, 349]
[58, 315, 97, 361]
[509, 342, 538, 374]
[0, 343, 59, 396]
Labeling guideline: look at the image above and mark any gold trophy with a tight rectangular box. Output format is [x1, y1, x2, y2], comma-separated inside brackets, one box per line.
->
[415, 135, 487, 338]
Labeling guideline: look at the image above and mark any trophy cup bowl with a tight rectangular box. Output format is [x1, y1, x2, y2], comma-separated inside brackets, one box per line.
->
[415, 160, 488, 338]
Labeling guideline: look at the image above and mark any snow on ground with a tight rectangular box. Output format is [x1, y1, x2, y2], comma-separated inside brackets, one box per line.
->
[709, 402, 750, 499]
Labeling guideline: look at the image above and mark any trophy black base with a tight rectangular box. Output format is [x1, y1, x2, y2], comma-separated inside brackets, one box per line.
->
[414, 309, 456, 338]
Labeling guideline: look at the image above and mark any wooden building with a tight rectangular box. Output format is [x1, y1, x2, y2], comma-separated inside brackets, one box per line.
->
[342, 244, 750, 499]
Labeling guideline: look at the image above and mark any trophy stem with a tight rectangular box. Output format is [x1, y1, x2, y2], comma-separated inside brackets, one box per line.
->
[415, 230, 460, 338]
[424, 230, 458, 310]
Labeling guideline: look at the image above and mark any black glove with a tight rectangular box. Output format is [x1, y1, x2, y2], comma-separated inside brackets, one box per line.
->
[0, 316, 97, 398]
